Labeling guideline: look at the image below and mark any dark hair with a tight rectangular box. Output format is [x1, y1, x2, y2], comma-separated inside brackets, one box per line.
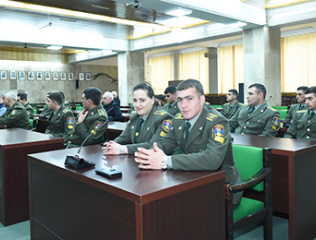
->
[17, 93, 27, 101]
[58, 91, 65, 100]
[47, 92, 63, 105]
[297, 86, 308, 92]
[177, 79, 204, 96]
[249, 83, 266, 99]
[229, 89, 238, 96]
[83, 87, 102, 105]
[133, 83, 155, 98]
[156, 94, 165, 101]
[164, 86, 177, 95]
[305, 86, 316, 95]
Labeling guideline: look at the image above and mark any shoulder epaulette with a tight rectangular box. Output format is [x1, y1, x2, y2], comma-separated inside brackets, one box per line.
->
[174, 113, 184, 119]
[206, 113, 218, 122]
[223, 103, 229, 106]
[63, 108, 71, 113]
[297, 109, 308, 113]
[267, 106, 277, 112]
[154, 110, 167, 116]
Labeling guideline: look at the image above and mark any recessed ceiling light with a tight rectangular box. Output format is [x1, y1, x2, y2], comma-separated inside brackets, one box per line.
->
[165, 8, 192, 17]
[47, 45, 62, 50]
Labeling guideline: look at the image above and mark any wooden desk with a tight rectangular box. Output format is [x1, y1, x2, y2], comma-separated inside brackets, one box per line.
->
[122, 112, 130, 122]
[0, 128, 64, 226]
[231, 133, 316, 240]
[105, 121, 127, 140]
[28, 145, 226, 240]
[120, 108, 130, 113]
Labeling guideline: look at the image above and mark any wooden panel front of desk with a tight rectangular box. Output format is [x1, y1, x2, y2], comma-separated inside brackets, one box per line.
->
[0, 128, 64, 226]
[28, 146, 225, 240]
[231, 133, 316, 240]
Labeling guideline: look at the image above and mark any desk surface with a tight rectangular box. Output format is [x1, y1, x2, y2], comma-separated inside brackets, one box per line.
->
[108, 121, 127, 131]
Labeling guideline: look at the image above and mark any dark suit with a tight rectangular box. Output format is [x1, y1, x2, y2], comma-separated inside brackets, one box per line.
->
[103, 101, 123, 121]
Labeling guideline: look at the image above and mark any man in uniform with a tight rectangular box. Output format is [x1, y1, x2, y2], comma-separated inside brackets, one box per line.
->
[283, 86, 308, 123]
[0, 92, 32, 129]
[221, 89, 243, 119]
[163, 86, 180, 116]
[39, 92, 53, 119]
[229, 83, 280, 136]
[17, 93, 34, 119]
[134, 79, 242, 206]
[284, 86, 316, 140]
[102, 91, 123, 121]
[64, 87, 108, 148]
[58, 91, 71, 109]
[45, 92, 75, 137]
[0, 93, 7, 116]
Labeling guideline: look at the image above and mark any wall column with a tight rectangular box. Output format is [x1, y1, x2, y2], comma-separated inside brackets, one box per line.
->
[172, 52, 179, 80]
[205, 47, 218, 94]
[118, 51, 145, 106]
[243, 26, 281, 105]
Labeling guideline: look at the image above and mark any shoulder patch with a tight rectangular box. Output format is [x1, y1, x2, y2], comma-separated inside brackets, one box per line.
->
[175, 113, 184, 119]
[154, 110, 167, 116]
[67, 117, 74, 129]
[206, 113, 218, 122]
[11, 110, 17, 115]
[272, 117, 280, 130]
[212, 124, 225, 144]
[160, 119, 172, 137]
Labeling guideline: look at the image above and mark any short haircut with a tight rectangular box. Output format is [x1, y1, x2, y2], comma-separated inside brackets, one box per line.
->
[177, 79, 204, 96]
[6, 92, 17, 101]
[83, 87, 102, 105]
[305, 86, 316, 96]
[47, 92, 63, 105]
[0, 93, 4, 100]
[58, 91, 65, 100]
[249, 83, 266, 99]
[164, 86, 177, 95]
[297, 86, 308, 92]
[17, 93, 27, 101]
[133, 83, 155, 98]
[112, 91, 118, 96]
[156, 94, 165, 101]
[229, 89, 238, 96]
[104, 91, 114, 100]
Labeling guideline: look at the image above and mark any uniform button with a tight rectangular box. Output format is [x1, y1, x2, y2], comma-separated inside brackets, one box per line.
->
[70, 135, 73, 137]
[241, 133, 245, 135]
[69, 141, 72, 143]
[244, 126, 246, 129]
[306, 136, 310, 139]
[307, 128, 310, 132]
[246, 122, 249, 124]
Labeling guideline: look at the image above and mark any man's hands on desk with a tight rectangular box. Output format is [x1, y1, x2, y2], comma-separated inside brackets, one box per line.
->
[103, 141, 128, 155]
[135, 142, 167, 170]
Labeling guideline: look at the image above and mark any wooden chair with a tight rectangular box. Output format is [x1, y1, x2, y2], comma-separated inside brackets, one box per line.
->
[226, 145, 272, 240]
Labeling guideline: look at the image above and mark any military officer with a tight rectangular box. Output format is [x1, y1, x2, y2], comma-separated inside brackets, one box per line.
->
[58, 91, 71, 109]
[0, 92, 32, 129]
[134, 79, 242, 206]
[284, 86, 316, 140]
[64, 87, 108, 148]
[163, 85, 180, 116]
[221, 89, 243, 119]
[283, 86, 308, 123]
[17, 93, 34, 119]
[103, 83, 172, 155]
[39, 92, 53, 119]
[45, 92, 75, 137]
[229, 83, 280, 137]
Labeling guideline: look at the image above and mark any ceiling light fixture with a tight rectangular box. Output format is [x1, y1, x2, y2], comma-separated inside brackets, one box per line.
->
[47, 45, 62, 50]
[165, 8, 192, 16]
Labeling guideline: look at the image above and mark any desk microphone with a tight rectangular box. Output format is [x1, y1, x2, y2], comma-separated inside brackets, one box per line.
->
[64, 118, 109, 170]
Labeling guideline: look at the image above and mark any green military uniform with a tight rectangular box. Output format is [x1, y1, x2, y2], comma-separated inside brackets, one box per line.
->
[158, 107, 242, 205]
[39, 107, 53, 119]
[283, 103, 307, 122]
[64, 104, 108, 148]
[221, 101, 243, 119]
[115, 106, 172, 154]
[24, 101, 34, 119]
[163, 101, 180, 116]
[229, 101, 280, 136]
[63, 101, 70, 109]
[284, 110, 316, 140]
[45, 106, 75, 138]
[0, 101, 31, 129]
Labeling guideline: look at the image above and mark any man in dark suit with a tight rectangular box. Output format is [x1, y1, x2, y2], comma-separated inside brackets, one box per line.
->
[102, 91, 123, 121]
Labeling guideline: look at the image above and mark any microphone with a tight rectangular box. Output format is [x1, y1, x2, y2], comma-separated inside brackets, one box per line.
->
[65, 118, 109, 170]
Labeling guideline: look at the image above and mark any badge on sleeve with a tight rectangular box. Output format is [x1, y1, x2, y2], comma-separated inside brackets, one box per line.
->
[67, 117, 74, 129]
[212, 124, 225, 144]
[11, 110, 17, 115]
[91, 121, 102, 134]
[272, 117, 280, 130]
[160, 119, 172, 137]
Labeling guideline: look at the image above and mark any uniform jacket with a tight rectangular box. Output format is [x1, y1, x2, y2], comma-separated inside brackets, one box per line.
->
[283, 103, 307, 122]
[103, 101, 123, 121]
[284, 110, 316, 140]
[221, 101, 243, 119]
[229, 101, 280, 137]
[115, 106, 172, 154]
[39, 107, 53, 119]
[45, 106, 75, 137]
[163, 101, 180, 116]
[24, 102, 34, 119]
[64, 104, 108, 147]
[0, 101, 31, 129]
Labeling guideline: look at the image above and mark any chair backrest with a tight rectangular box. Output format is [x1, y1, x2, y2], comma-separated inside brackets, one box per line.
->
[76, 106, 83, 111]
[232, 144, 263, 192]
[271, 105, 288, 110]
[279, 109, 288, 120]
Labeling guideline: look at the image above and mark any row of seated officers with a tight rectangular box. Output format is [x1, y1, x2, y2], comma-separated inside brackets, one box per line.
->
[1, 81, 316, 207]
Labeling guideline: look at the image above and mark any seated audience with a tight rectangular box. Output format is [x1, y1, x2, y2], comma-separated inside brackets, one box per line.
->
[17, 93, 34, 119]
[102, 91, 123, 121]
[221, 89, 243, 119]
[112, 91, 120, 107]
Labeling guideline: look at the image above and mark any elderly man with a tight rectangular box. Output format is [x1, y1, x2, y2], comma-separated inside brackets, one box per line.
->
[102, 91, 123, 121]
[0, 93, 7, 116]
[17, 93, 34, 119]
[229, 83, 280, 136]
[112, 91, 120, 107]
[0, 92, 31, 129]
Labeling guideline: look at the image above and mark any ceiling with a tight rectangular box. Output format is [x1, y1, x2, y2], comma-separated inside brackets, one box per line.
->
[0, 0, 316, 64]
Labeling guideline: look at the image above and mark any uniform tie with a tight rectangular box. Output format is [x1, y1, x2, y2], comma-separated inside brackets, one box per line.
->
[299, 104, 304, 110]
[185, 122, 191, 140]
[248, 106, 255, 116]
[134, 118, 144, 143]
[308, 111, 315, 121]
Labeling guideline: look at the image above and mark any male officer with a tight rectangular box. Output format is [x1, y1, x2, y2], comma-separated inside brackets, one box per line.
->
[283, 86, 308, 123]
[58, 91, 71, 109]
[134, 79, 242, 206]
[229, 83, 280, 136]
[221, 89, 243, 119]
[45, 92, 75, 137]
[102, 91, 123, 121]
[0, 93, 7, 116]
[0, 92, 31, 129]
[163, 85, 180, 116]
[64, 87, 108, 148]
[284, 86, 316, 140]
[39, 92, 53, 119]
[17, 93, 34, 119]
